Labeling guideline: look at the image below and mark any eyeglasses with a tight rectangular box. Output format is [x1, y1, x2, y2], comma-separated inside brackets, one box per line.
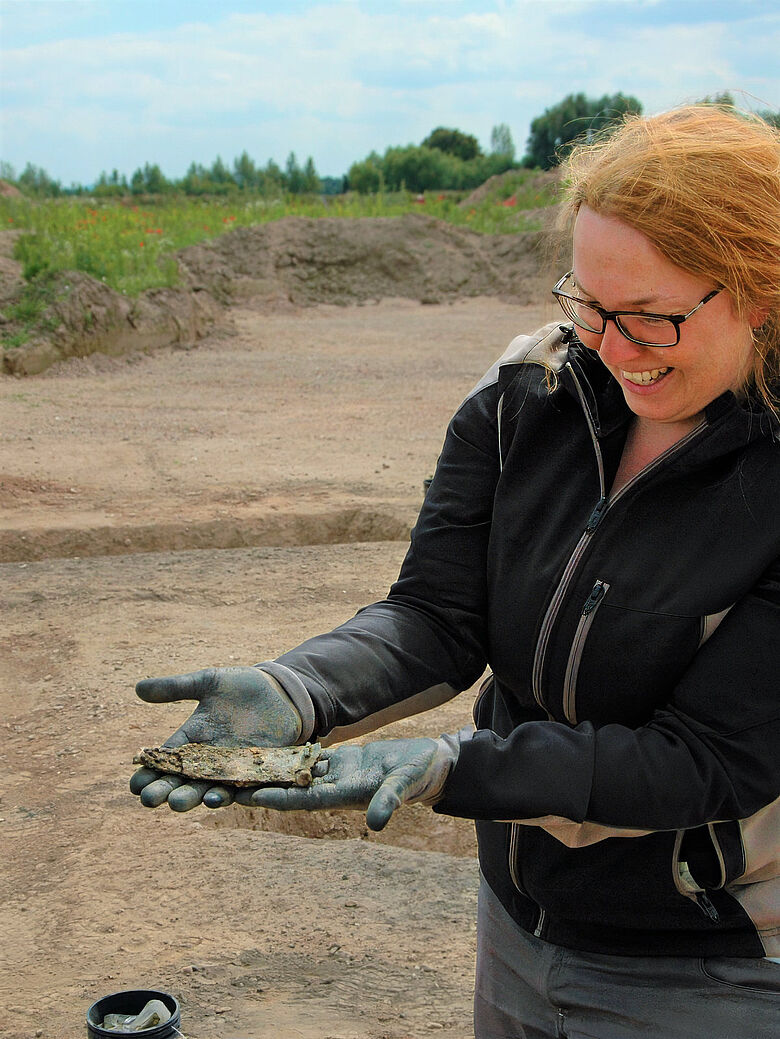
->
[552, 271, 721, 347]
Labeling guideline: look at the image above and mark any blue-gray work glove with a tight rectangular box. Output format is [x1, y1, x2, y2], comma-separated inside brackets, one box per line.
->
[130, 666, 302, 813]
[244, 736, 458, 831]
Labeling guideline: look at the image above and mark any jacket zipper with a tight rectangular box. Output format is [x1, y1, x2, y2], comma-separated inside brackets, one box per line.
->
[562, 580, 610, 724]
[530, 362, 706, 718]
[530, 363, 607, 713]
[497, 393, 506, 472]
[513, 364, 707, 918]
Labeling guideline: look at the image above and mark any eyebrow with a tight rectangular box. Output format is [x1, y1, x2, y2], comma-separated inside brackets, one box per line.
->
[571, 272, 663, 309]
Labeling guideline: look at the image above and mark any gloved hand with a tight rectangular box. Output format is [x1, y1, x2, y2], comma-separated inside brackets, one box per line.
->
[243, 736, 458, 831]
[130, 666, 302, 812]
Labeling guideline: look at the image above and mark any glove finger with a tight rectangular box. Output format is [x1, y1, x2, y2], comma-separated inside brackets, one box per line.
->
[139, 774, 186, 808]
[249, 786, 307, 810]
[162, 728, 195, 749]
[234, 787, 259, 806]
[203, 785, 235, 809]
[168, 780, 213, 813]
[135, 669, 211, 704]
[366, 781, 404, 832]
[130, 766, 161, 795]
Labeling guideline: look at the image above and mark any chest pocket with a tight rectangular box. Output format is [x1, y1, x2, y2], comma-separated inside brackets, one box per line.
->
[561, 595, 706, 727]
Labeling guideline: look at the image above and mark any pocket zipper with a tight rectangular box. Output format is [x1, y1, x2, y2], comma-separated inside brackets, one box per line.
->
[472, 673, 494, 726]
[509, 822, 525, 895]
[696, 893, 720, 922]
[509, 824, 548, 938]
[562, 580, 610, 724]
[673, 832, 722, 923]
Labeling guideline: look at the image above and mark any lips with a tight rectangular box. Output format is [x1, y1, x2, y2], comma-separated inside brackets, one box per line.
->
[621, 366, 671, 386]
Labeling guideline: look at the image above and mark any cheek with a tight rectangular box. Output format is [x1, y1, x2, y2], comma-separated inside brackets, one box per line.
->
[707, 307, 757, 389]
[712, 335, 756, 393]
[575, 329, 604, 354]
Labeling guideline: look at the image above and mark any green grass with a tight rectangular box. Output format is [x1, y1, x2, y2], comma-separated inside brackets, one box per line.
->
[0, 271, 63, 350]
[0, 171, 559, 300]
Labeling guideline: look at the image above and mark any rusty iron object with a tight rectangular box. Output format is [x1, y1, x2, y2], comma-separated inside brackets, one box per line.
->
[134, 742, 323, 787]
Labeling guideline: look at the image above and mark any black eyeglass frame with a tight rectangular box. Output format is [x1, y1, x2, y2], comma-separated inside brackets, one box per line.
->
[552, 271, 721, 347]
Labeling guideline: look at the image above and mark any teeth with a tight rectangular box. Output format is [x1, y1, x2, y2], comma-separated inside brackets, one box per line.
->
[622, 367, 670, 385]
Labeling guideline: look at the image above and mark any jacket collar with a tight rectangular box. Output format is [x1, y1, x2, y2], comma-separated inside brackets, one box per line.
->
[562, 333, 778, 457]
[562, 339, 630, 439]
[499, 321, 777, 456]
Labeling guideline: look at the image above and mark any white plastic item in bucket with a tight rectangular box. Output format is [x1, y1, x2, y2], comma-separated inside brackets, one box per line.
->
[85, 989, 181, 1038]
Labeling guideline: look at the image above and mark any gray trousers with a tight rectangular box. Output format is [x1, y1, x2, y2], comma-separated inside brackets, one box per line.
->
[475, 877, 780, 1039]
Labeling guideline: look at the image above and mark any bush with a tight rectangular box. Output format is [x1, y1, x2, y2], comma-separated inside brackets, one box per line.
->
[347, 156, 384, 194]
[348, 144, 518, 194]
[381, 146, 458, 192]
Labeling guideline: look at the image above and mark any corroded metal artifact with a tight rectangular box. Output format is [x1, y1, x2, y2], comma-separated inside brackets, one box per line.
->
[134, 742, 322, 787]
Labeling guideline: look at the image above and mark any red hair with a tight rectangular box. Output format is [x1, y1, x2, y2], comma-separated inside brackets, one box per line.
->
[558, 105, 780, 417]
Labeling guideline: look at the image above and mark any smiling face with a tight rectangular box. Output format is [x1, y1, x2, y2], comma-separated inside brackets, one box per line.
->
[571, 205, 757, 431]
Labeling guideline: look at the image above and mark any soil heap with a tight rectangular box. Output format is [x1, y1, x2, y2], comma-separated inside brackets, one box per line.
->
[2, 213, 554, 375]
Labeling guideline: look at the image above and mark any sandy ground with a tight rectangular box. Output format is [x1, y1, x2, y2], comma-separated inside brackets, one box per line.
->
[1, 296, 551, 1039]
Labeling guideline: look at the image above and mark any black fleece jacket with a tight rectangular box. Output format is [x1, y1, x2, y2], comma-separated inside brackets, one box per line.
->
[272, 322, 780, 957]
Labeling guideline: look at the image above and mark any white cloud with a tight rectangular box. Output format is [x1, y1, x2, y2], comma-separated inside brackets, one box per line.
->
[1, 1, 777, 182]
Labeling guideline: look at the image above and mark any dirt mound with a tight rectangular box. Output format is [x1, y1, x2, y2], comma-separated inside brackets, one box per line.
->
[458, 169, 519, 208]
[179, 212, 549, 307]
[0, 179, 22, 198]
[2, 270, 220, 376]
[3, 213, 553, 376]
[0, 229, 24, 303]
[458, 167, 561, 209]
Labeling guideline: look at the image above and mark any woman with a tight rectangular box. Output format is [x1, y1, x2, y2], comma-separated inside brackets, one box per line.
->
[132, 106, 780, 1037]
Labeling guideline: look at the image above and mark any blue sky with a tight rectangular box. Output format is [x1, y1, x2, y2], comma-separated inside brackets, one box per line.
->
[1, 0, 778, 185]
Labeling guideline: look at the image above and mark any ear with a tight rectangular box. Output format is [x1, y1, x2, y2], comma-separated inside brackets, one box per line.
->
[748, 302, 770, 329]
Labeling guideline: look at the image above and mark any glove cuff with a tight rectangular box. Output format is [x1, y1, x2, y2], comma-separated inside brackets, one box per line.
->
[254, 662, 316, 742]
[412, 727, 473, 807]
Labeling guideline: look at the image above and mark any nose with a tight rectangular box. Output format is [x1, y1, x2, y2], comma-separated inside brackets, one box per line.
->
[594, 319, 646, 368]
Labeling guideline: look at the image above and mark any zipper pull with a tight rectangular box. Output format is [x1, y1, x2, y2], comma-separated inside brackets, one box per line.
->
[582, 581, 607, 615]
[585, 496, 607, 533]
[696, 893, 720, 922]
[559, 324, 579, 345]
[556, 1009, 567, 1038]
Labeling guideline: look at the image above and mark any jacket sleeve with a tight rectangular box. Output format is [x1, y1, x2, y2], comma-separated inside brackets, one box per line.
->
[437, 554, 780, 830]
[267, 375, 502, 739]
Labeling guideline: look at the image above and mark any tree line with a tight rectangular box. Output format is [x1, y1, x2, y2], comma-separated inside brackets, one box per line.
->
[0, 150, 334, 200]
[3, 91, 777, 199]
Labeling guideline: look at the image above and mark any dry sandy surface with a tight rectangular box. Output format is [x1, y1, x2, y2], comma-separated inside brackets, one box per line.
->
[1, 296, 551, 1039]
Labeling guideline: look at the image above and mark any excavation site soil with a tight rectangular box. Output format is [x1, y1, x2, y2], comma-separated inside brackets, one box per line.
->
[1, 215, 554, 1039]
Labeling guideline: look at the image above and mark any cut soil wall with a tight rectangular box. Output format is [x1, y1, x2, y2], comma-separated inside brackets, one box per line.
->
[2, 213, 554, 376]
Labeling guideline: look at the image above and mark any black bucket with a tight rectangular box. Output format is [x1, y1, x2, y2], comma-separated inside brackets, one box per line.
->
[86, 989, 180, 1038]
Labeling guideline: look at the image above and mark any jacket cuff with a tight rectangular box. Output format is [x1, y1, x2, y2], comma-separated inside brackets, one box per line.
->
[434, 723, 594, 821]
[254, 662, 317, 742]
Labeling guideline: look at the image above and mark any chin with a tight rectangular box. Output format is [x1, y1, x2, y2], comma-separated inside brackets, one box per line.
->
[620, 392, 692, 426]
